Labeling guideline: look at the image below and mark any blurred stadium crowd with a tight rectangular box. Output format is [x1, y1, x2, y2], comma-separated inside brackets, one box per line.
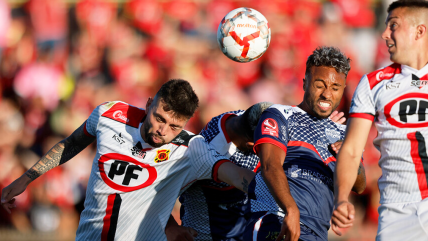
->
[0, 0, 394, 240]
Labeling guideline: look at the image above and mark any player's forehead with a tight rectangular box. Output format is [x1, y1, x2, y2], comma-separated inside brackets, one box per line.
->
[385, 7, 418, 25]
[308, 66, 346, 85]
[152, 100, 188, 126]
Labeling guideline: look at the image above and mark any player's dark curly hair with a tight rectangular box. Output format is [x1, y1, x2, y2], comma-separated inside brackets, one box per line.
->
[305, 46, 351, 78]
[388, 0, 428, 13]
[155, 79, 199, 119]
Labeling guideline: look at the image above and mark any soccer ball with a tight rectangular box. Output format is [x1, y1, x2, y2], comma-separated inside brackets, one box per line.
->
[217, 7, 271, 63]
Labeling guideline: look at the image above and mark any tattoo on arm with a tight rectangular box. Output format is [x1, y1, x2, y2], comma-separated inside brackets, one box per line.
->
[25, 124, 95, 181]
[242, 177, 249, 193]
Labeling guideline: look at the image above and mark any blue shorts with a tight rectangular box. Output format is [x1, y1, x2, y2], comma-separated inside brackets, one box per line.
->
[243, 212, 324, 241]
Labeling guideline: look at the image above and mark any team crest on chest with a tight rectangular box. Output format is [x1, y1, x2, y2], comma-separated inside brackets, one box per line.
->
[155, 149, 170, 163]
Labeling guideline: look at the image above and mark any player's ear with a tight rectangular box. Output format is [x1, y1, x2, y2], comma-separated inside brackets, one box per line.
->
[303, 78, 307, 90]
[416, 24, 427, 40]
[146, 97, 153, 113]
[246, 142, 254, 150]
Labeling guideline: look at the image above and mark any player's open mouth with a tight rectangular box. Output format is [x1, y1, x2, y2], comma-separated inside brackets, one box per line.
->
[318, 101, 331, 111]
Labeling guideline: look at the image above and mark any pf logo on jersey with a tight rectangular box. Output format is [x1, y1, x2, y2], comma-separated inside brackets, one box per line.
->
[385, 93, 428, 128]
[262, 118, 279, 138]
[98, 153, 157, 192]
[155, 149, 170, 163]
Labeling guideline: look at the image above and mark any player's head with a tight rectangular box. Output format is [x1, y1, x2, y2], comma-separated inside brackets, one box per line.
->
[236, 102, 274, 153]
[141, 79, 199, 147]
[383, 0, 428, 66]
[301, 46, 349, 119]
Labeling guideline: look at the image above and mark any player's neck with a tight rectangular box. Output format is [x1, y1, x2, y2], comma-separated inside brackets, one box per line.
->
[401, 52, 428, 70]
[225, 115, 242, 146]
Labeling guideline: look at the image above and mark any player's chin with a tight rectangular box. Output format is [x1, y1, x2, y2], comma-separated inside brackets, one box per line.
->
[315, 110, 332, 119]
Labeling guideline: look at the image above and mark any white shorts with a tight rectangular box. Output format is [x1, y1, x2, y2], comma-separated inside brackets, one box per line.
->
[377, 199, 428, 241]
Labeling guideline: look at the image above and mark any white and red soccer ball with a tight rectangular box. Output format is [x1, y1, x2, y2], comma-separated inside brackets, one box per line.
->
[217, 7, 271, 63]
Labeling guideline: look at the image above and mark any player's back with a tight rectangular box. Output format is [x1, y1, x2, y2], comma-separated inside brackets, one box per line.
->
[350, 63, 428, 203]
[180, 110, 259, 241]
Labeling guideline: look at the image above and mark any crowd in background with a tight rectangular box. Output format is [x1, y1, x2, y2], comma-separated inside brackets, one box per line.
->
[0, 0, 393, 240]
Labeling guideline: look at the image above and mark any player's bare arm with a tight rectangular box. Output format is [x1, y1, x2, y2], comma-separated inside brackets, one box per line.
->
[217, 161, 255, 193]
[1, 122, 95, 213]
[332, 117, 372, 236]
[329, 140, 366, 194]
[258, 143, 300, 241]
[352, 163, 366, 194]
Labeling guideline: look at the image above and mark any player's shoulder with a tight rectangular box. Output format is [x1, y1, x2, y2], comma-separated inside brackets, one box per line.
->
[265, 104, 301, 120]
[171, 130, 197, 147]
[365, 63, 402, 90]
[98, 101, 146, 128]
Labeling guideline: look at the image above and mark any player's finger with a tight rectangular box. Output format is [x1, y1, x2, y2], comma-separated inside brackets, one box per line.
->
[332, 210, 353, 225]
[331, 216, 353, 228]
[331, 223, 343, 236]
[337, 116, 346, 125]
[329, 111, 339, 122]
[1, 188, 11, 204]
[347, 205, 355, 220]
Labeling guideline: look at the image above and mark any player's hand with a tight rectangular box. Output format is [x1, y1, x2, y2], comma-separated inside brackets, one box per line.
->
[331, 201, 355, 236]
[330, 140, 343, 154]
[276, 206, 300, 241]
[329, 111, 346, 125]
[1, 174, 31, 214]
[165, 225, 198, 241]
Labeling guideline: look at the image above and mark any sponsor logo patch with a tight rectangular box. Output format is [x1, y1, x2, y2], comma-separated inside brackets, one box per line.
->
[155, 149, 170, 163]
[112, 133, 125, 144]
[261, 118, 279, 138]
[325, 128, 341, 143]
[98, 153, 157, 192]
[130, 142, 150, 158]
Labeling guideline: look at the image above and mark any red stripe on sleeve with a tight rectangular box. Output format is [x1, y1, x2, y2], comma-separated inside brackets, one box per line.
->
[349, 113, 375, 121]
[407, 132, 428, 199]
[253, 137, 287, 155]
[83, 121, 95, 137]
[101, 194, 116, 241]
[212, 159, 232, 183]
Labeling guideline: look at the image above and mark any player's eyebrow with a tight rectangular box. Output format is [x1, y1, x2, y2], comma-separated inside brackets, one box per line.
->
[385, 16, 398, 25]
[314, 78, 343, 87]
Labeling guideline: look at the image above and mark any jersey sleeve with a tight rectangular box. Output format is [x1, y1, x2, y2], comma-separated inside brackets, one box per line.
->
[187, 136, 231, 181]
[349, 75, 376, 121]
[84, 101, 116, 137]
[253, 108, 288, 155]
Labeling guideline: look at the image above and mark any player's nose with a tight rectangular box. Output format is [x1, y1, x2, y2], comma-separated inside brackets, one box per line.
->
[381, 27, 390, 41]
[157, 123, 168, 136]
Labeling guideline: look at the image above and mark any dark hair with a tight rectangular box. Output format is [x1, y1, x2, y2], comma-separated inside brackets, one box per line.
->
[388, 0, 428, 13]
[240, 102, 274, 140]
[155, 79, 199, 119]
[305, 46, 351, 78]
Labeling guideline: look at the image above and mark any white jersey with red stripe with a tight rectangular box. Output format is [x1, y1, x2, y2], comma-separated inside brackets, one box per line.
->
[74, 101, 227, 241]
[350, 63, 428, 204]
